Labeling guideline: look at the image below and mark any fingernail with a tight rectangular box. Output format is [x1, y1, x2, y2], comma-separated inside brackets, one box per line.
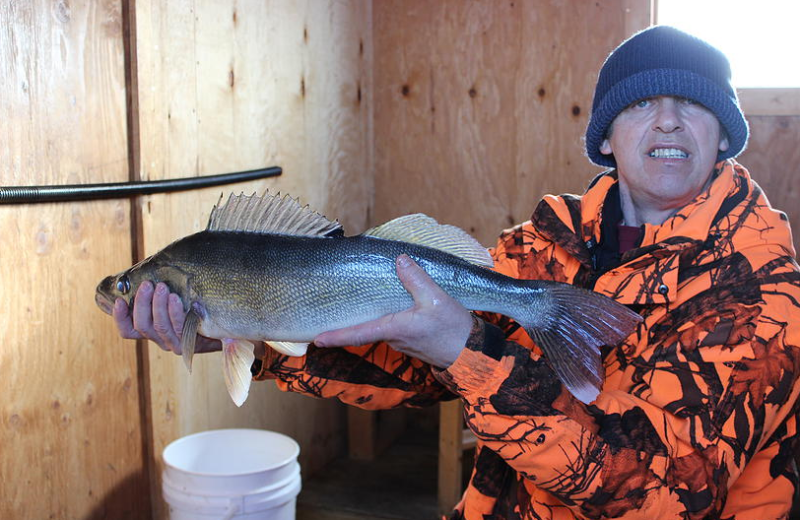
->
[397, 254, 412, 268]
[157, 283, 167, 295]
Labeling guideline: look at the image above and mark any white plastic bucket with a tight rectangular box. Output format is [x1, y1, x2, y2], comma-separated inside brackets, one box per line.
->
[162, 429, 301, 520]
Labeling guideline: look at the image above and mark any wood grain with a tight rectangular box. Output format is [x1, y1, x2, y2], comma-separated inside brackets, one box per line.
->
[738, 115, 800, 254]
[134, 1, 372, 517]
[372, 1, 633, 247]
[0, 0, 147, 518]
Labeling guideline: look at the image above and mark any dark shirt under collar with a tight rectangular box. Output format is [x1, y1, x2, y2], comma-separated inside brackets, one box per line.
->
[591, 183, 643, 273]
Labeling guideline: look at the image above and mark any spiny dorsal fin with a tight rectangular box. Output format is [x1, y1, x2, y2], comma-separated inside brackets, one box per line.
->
[207, 191, 342, 237]
[364, 214, 493, 268]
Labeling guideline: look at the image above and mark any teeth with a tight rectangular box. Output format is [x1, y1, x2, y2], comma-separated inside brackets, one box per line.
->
[649, 148, 687, 159]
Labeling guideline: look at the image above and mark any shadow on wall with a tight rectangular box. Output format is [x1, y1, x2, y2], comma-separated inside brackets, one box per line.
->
[82, 471, 151, 520]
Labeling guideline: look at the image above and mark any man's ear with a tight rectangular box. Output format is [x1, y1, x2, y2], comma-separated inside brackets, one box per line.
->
[718, 133, 730, 152]
[600, 138, 613, 156]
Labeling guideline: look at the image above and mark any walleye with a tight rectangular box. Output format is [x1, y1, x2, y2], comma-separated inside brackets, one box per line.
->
[96, 191, 642, 406]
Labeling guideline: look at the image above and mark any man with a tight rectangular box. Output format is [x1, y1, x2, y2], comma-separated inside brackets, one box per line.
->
[115, 26, 800, 518]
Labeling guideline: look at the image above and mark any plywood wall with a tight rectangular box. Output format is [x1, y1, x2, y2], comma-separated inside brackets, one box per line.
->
[1, 0, 373, 518]
[0, 1, 147, 518]
[738, 116, 800, 254]
[132, 1, 372, 517]
[372, 1, 634, 246]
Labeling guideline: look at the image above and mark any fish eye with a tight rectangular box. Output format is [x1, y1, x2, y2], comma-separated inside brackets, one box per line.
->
[116, 275, 131, 295]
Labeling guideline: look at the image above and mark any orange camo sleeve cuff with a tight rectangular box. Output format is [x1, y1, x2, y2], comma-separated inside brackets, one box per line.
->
[434, 315, 514, 397]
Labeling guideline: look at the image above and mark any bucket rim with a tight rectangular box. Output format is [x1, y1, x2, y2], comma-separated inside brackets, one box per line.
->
[163, 428, 300, 477]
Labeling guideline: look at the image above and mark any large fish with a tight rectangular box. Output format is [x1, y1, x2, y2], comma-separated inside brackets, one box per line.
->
[96, 192, 641, 406]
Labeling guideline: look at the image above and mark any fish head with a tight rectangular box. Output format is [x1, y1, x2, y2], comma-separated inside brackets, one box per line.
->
[95, 256, 191, 315]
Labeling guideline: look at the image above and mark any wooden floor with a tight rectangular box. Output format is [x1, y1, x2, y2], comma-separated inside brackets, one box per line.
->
[296, 425, 441, 520]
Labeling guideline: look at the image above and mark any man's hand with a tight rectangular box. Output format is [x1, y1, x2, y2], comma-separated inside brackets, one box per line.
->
[313, 254, 472, 368]
[112, 280, 222, 355]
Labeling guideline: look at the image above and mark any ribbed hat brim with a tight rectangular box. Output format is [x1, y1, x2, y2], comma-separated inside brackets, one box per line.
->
[585, 70, 749, 168]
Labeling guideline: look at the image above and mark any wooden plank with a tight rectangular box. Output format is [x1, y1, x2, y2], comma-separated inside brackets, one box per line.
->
[623, 0, 654, 37]
[372, 1, 627, 247]
[347, 407, 408, 461]
[738, 88, 800, 117]
[133, 1, 372, 517]
[347, 407, 378, 460]
[438, 400, 466, 514]
[737, 115, 800, 255]
[0, 0, 147, 518]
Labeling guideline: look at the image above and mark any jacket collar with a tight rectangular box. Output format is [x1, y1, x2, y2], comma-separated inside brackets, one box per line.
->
[532, 160, 749, 260]
[530, 160, 763, 305]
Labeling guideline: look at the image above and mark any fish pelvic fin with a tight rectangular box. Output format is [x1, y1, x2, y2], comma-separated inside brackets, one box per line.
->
[222, 338, 256, 407]
[363, 214, 493, 268]
[207, 191, 342, 237]
[266, 341, 309, 357]
[520, 283, 642, 404]
[181, 309, 201, 374]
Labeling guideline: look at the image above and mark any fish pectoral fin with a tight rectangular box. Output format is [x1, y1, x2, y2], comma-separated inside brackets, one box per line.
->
[266, 341, 309, 357]
[181, 309, 201, 374]
[222, 338, 256, 407]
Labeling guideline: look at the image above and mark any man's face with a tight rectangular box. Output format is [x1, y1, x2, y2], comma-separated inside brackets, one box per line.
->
[600, 96, 729, 218]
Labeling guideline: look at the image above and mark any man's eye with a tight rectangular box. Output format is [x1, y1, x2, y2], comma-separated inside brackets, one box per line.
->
[634, 99, 651, 108]
[680, 97, 698, 105]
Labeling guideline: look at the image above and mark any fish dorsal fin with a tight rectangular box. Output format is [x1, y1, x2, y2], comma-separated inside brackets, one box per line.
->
[207, 191, 342, 237]
[364, 214, 493, 268]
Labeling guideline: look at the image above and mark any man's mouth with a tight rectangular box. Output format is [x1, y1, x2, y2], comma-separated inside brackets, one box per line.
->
[648, 147, 688, 159]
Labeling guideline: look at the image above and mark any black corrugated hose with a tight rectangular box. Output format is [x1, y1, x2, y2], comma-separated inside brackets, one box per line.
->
[0, 166, 282, 204]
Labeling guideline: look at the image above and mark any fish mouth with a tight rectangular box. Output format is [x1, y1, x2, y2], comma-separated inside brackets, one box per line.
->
[95, 292, 115, 315]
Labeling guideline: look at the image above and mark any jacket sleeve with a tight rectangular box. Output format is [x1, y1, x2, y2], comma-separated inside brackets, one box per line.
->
[252, 342, 455, 409]
[434, 235, 800, 518]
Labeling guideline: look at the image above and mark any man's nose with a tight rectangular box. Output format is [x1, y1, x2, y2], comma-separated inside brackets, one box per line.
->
[652, 98, 682, 133]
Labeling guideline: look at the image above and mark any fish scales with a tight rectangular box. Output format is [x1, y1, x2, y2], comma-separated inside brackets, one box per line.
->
[159, 230, 532, 342]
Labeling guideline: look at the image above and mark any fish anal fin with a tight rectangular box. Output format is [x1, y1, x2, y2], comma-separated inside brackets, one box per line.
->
[222, 338, 256, 407]
[363, 214, 493, 268]
[207, 191, 342, 237]
[267, 341, 309, 357]
[181, 309, 201, 374]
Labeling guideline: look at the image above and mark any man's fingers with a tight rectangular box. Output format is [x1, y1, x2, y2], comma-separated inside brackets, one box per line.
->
[131, 281, 156, 335]
[112, 298, 143, 339]
[152, 282, 182, 352]
[314, 318, 390, 348]
[395, 254, 444, 305]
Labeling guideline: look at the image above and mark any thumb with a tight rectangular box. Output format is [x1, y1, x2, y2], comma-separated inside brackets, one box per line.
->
[395, 254, 442, 305]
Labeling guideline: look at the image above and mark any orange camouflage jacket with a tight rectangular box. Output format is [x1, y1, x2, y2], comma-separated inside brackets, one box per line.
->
[254, 160, 800, 519]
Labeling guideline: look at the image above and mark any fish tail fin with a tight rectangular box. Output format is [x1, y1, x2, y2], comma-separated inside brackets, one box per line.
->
[222, 339, 256, 407]
[518, 283, 642, 404]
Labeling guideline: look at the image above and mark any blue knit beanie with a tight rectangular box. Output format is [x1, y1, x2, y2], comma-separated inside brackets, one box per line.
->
[585, 26, 749, 167]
